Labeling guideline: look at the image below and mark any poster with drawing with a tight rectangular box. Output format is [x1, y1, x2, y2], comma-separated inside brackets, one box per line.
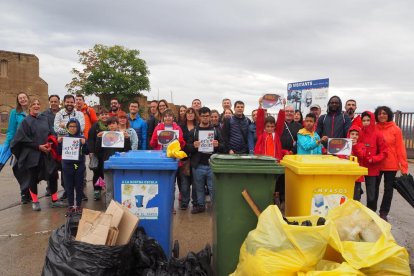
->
[287, 78, 329, 115]
[62, 137, 80, 160]
[102, 131, 124, 148]
[198, 130, 214, 152]
[327, 138, 352, 156]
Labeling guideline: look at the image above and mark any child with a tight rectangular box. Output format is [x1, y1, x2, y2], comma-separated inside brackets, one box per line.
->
[150, 109, 185, 150]
[58, 118, 89, 215]
[347, 125, 365, 200]
[254, 97, 286, 161]
[297, 113, 327, 155]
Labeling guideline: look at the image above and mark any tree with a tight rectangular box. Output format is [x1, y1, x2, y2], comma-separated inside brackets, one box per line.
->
[66, 44, 150, 107]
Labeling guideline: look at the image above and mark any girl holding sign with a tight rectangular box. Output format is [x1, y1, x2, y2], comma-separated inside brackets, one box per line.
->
[58, 118, 89, 216]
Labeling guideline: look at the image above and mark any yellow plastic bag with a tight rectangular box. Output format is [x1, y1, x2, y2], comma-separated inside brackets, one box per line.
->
[166, 140, 187, 159]
[326, 200, 411, 275]
[297, 260, 364, 276]
[231, 205, 333, 276]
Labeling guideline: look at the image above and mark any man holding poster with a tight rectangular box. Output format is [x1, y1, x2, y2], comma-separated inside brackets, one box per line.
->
[185, 107, 226, 214]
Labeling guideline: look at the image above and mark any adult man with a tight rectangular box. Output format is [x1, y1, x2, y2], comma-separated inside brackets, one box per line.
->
[191, 99, 202, 112]
[128, 101, 147, 150]
[220, 98, 232, 122]
[109, 98, 121, 116]
[222, 101, 252, 154]
[345, 99, 362, 128]
[147, 100, 158, 149]
[75, 94, 98, 139]
[309, 104, 321, 131]
[316, 96, 351, 139]
[186, 107, 225, 214]
[43, 94, 61, 135]
[54, 95, 85, 136]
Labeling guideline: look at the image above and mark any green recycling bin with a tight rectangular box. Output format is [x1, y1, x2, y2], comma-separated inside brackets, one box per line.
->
[210, 154, 284, 276]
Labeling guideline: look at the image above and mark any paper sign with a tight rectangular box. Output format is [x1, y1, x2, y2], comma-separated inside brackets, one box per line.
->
[262, 94, 281, 109]
[62, 137, 80, 160]
[198, 130, 214, 152]
[157, 130, 179, 145]
[102, 131, 124, 148]
[327, 138, 352, 155]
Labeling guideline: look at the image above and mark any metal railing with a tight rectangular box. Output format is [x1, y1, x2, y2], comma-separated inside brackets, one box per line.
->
[395, 111, 414, 159]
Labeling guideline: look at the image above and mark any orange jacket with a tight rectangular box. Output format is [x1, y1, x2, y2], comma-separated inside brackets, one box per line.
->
[80, 104, 98, 139]
[375, 121, 408, 174]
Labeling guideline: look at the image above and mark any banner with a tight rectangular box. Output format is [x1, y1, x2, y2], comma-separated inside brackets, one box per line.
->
[102, 131, 125, 148]
[287, 78, 329, 115]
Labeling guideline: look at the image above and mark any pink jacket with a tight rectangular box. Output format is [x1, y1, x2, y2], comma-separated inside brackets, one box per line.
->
[150, 122, 185, 151]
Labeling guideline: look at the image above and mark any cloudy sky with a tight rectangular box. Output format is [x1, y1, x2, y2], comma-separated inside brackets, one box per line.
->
[1, 0, 413, 113]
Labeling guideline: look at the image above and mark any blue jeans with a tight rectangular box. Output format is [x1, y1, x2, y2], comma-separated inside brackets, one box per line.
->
[180, 174, 197, 206]
[192, 165, 214, 206]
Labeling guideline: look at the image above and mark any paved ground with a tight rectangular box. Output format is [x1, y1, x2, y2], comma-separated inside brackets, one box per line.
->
[0, 135, 412, 275]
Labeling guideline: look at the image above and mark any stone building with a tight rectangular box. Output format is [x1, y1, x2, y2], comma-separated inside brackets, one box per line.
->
[0, 50, 48, 130]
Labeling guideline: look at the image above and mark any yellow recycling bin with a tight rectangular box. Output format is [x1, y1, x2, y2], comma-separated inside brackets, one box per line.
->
[280, 155, 367, 217]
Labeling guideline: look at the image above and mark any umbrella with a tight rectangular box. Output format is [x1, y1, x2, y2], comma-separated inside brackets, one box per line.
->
[0, 143, 12, 173]
[394, 174, 414, 208]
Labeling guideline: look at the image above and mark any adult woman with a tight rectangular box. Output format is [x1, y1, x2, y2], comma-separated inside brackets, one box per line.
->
[88, 107, 110, 200]
[210, 110, 220, 128]
[294, 110, 303, 125]
[4, 92, 30, 203]
[177, 105, 187, 125]
[157, 99, 169, 122]
[178, 108, 198, 210]
[222, 109, 233, 120]
[374, 106, 408, 221]
[118, 111, 138, 150]
[147, 99, 169, 149]
[11, 98, 62, 211]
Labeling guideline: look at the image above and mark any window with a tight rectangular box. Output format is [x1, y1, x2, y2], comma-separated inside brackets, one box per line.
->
[0, 60, 8, 78]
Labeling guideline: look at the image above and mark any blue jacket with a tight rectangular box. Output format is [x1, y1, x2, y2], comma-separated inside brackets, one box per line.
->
[247, 123, 257, 154]
[5, 109, 26, 147]
[128, 114, 147, 150]
[222, 115, 251, 154]
[297, 128, 322, 155]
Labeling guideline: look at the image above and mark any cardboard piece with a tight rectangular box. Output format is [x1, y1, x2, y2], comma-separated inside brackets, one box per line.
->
[75, 200, 139, 246]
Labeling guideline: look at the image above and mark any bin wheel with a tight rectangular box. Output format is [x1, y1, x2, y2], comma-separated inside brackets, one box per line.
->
[205, 243, 212, 258]
[172, 240, 179, 258]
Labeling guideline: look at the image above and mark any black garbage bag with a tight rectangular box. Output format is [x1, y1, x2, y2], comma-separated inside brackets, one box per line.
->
[131, 227, 213, 276]
[42, 215, 133, 276]
[394, 173, 414, 208]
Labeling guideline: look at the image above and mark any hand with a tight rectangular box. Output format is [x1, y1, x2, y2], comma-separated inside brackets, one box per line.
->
[39, 144, 51, 153]
[194, 141, 200, 148]
[320, 136, 328, 143]
[229, 149, 235, 154]
[58, 137, 63, 143]
[123, 130, 130, 138]
[258, 97, 263, 107]
[60, 123, 66, 128]
[213, 140, 219, 147]
[97, 132, 104, 137]
[80, 138, 86, 144]
[282, 98, 287, 106]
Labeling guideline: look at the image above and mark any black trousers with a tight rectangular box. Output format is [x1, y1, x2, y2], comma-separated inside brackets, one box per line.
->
[374, 171, 397, 214]
[62, 162, 86, 207]
[365, 176, 377, 211]
[92, 158, 104, 191]
[275, 175, 285, 203]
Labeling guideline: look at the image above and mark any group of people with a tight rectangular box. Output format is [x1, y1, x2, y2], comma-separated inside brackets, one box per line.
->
[3, 93, 408, 220]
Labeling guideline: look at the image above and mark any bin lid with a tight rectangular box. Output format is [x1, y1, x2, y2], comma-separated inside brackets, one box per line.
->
[104, 150, 178, 170]
[280, 155, 367, 175]
[209, 154, 284, 174]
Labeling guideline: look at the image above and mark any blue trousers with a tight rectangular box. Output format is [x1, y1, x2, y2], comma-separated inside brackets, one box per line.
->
[62, 162, 85, 207]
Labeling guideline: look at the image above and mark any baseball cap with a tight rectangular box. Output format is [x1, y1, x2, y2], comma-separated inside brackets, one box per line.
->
[309, 104, 321, 110]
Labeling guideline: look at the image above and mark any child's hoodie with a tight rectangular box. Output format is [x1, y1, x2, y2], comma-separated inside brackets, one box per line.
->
[59, 118, 89, 164]
[297, 127, 322, 155]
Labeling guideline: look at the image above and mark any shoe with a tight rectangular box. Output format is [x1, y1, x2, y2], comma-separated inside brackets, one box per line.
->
[205, 195, 211, 203]
[75, 206, 83, 215]
[21, 194, 31, 204]
[180, 203, 188, 210]
[178, 192, 182, 202]
[65, 206, 76, 217]
[191, 205, 206, 214]
[32, 202, 41, 211]
[82, 194, 89, 201]
[60, 192, 67, 200]
[379, 212, 388, 222]
[50, 200, 68, 208]
[94, 191, 101, 201]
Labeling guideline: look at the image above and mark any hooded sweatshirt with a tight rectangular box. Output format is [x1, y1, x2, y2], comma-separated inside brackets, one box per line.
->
[357, 111, 387, 176]
[316, 96, 351, 138]
[59, 118, 89, 164]
[297, 128, 322, 155]
[376, 120, 408, 174]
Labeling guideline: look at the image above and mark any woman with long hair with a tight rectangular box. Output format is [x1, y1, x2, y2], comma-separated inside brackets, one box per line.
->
[294, 110, 303, 125]
[177, 105, 187, 125]
[374, 106, 408, 221]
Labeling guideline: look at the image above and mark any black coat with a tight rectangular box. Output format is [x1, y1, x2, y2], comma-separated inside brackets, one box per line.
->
[280, 121, 302, 153]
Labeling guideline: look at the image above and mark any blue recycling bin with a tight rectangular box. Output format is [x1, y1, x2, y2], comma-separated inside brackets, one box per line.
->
[104, 150, 178, 256]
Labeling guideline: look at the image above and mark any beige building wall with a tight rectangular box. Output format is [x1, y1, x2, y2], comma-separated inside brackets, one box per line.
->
[0, 50, 48, 129]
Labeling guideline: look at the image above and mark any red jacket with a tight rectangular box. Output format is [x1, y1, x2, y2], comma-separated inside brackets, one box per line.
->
[350, 114, 362, 129]
[376, 120, 408, 174]
[254, 108, 286, 161]
[150, 122, 185, 151]
[358, 111, 387, 176]
[80, 104, 98, 139]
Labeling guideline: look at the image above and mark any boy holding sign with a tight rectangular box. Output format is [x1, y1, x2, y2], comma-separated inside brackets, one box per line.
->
[58, 118, 89, 216]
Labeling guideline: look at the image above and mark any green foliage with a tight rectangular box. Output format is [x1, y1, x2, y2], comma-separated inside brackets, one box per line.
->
[66, 44, 150, 107]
